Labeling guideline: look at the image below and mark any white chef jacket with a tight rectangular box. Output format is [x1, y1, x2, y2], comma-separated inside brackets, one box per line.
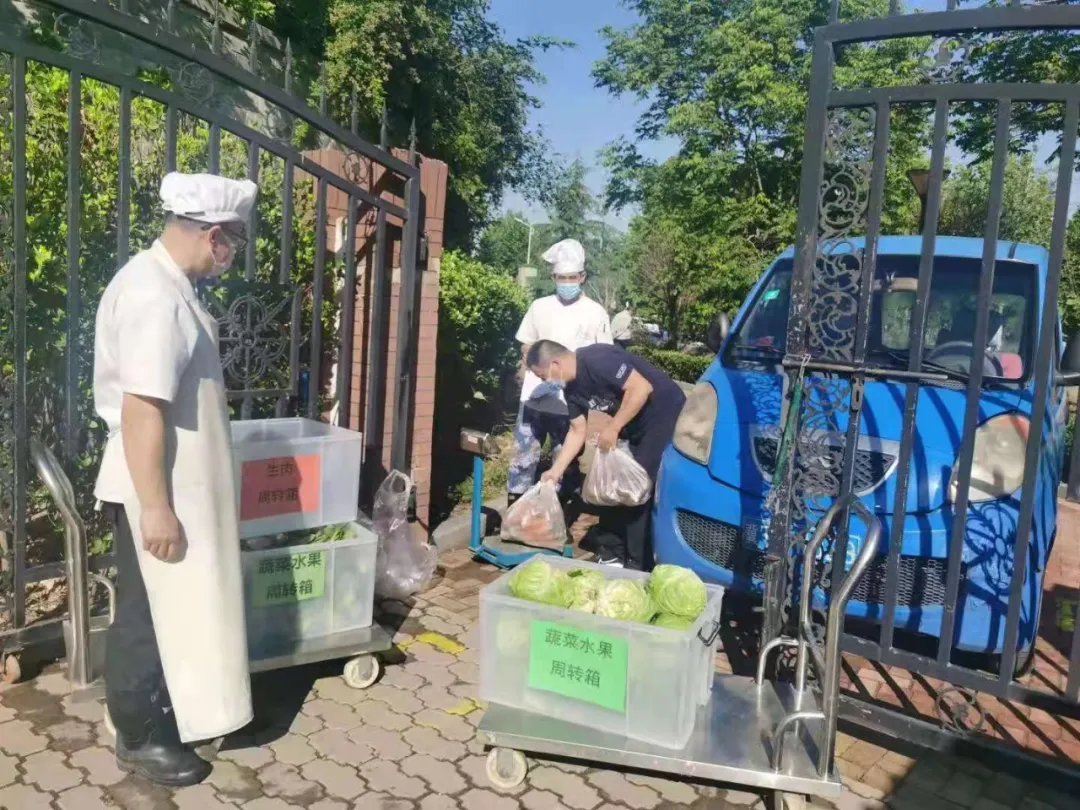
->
[93, 241, 202, 502]
[515, 294, 612, 401]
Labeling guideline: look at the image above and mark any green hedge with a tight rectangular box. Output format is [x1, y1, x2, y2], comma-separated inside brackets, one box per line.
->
[630, 345, 713, 384]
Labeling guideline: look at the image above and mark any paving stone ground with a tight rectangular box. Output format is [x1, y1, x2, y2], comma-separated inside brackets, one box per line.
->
[1, 546, 1078, 810]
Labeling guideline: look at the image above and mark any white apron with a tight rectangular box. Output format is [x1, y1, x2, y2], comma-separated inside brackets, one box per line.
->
[121, 294, 252, 743]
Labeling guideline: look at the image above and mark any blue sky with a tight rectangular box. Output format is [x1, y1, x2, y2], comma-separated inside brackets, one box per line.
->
[487, 0, 1065, 227]
[487, 0, 674, 226]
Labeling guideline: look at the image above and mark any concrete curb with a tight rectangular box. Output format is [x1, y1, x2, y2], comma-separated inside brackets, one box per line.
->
[432, 495, 508, 552]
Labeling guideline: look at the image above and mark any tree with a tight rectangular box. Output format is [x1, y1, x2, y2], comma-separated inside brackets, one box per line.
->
[476, 212, 534, 276]
[223, 0, 564, 248]
[593, 0, 932, 343]
[939, 154, 1056, 246]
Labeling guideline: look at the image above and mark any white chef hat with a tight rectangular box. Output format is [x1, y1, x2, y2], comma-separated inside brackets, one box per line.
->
[542, 238, 586, 276]
[160, 172, 258, 225]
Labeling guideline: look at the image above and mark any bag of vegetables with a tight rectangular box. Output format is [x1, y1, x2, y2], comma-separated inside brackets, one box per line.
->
[501, 481, 567, 550]
[581, 443, 651, 507]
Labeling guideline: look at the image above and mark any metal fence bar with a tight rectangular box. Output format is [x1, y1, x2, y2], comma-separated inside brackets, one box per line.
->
[390, 175, 421, 473]
[307, 177, 328, 419]
[209, 122, 220, 174]
[879, 99, 949, 653]
[833, 84, 1080, 108]
[0, 32, 409, 221]
[821, 5, 1080, 45]
[166, 105, 177, 173]
[938, 99, 1011, 668]
[999, 101, 1079, 680]
[65, 71, 81, 463]
[365, 208, 389, 471]
[833, 102, 890, 590]
[12, 54, 27, 631]
[337, 199, 358, 428]
[240, 140, 259, 421]
[117, 86, 131, 263]
[276, 160, 294, 418]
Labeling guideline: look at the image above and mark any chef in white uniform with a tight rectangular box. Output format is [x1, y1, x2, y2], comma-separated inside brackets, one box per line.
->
[93, 172, 257, 786]
[508, 239, 612, 504]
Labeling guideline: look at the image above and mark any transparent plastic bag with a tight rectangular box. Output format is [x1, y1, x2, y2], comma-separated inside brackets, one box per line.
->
[374, 470, 438, 600]
[582, 443, 651, 507]
[501, 481, 568, 551]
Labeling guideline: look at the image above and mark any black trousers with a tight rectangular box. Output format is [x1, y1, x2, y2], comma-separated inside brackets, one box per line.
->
[103, 504, 176, 743]
[593, 409, 680, 571]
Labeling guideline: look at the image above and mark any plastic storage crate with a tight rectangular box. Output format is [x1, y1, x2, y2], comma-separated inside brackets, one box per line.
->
[231, 418, 363, 539]
[479, 558, 724, 749]
[242, 522, 377, 660]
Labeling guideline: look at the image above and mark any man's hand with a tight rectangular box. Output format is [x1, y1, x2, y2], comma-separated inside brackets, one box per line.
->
[140, 504, 185, 562]
[597, 425, 620, 452]
[540, 469, 560, 486]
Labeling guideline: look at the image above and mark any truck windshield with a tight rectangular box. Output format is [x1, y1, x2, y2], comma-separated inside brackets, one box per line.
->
[728, 254, 1036, 382]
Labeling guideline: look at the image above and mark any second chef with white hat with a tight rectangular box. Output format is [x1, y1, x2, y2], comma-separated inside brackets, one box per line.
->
[93, 172, 257, 786]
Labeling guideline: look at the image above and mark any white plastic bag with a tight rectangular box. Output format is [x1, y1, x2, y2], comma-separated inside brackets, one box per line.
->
[374, 470, 437, 601]
[582, 444, 651, 507]
[501, 481, 568, 551]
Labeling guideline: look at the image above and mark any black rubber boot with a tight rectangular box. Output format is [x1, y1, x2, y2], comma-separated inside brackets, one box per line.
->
[111, 688, 212, 787]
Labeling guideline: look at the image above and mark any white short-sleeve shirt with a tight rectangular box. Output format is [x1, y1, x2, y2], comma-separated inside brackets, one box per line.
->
[93, 240, 202, 502]
[515, 294, 612, 401]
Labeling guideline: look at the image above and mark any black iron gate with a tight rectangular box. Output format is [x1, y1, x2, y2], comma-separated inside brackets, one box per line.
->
[0, 0, 422, 664]
[769, 0, 1080, 754]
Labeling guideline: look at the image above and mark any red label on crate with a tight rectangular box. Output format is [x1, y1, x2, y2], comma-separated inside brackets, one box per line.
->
[240, 454, 321, 521]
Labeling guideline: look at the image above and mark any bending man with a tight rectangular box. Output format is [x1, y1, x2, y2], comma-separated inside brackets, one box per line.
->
[530, 340, 685, 570]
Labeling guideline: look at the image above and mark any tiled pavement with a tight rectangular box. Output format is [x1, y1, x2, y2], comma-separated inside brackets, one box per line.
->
[1, 549, 1079, 810]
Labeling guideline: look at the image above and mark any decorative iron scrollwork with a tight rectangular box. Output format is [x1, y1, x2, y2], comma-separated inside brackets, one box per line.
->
[201, 283, 296, 394]
[171, 62, 216, 105]
[54, 13, 101, 63]
[921, 35, 975, 84]
[936, 687, 987, 735]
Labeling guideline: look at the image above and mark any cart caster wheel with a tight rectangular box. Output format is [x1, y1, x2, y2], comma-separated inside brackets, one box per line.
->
[772, 791, 806, 810]
[102, 707, 116, 739]
[2, 652, 22, 684]
[343, 655, 381, 689]
[486, 747, 527, 790]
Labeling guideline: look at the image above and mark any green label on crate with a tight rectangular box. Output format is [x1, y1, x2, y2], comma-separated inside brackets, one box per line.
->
[527, 621, 628, 712]
[252, 551, 327, 607]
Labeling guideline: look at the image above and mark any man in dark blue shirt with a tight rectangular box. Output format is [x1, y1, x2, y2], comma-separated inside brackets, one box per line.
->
[526, 340, 686, 570]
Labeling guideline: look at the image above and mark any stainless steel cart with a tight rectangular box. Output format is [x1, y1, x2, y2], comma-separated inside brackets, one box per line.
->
[478, 497, 882, 809]
[27, 438, 391, 733]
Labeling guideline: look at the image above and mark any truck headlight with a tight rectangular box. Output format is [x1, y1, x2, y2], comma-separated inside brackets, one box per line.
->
[672, 383, 717, 465]
[949, 412, 1030, 502]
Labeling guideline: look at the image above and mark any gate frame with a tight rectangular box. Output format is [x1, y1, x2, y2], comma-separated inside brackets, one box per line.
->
[0, 0, 424, 659]
[771, 0, 1080, 767]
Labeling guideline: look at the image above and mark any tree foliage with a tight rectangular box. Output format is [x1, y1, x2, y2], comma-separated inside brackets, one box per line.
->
[224, 0, 562, 248]
[593, 0, 932, 344]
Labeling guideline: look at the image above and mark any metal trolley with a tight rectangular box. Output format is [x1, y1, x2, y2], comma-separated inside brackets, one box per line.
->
[478, 497, 882, 809]
[26, 438, 391, 730]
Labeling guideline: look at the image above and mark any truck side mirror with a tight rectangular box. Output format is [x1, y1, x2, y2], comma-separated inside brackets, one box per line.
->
[1058, 332, 1080, 386]
[706, 313, 730, 354]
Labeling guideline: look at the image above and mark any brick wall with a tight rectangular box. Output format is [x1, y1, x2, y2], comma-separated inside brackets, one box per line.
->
[305, 147, 448, 532]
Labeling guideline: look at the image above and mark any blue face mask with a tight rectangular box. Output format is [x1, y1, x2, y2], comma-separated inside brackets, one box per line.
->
[556, 283, 581, 300]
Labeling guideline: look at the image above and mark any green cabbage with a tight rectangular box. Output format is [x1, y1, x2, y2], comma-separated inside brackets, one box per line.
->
[508, 559, 573, 607]
[567, 569, 606, 613]
[648, 565, 707, 619]
[652, 613, 694, 631]
[595, 580, 656, 623]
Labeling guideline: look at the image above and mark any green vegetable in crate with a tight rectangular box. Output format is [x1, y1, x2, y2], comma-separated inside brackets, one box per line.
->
[652, 613, 694, 631]
[595, 579, 655, 623]
[496, 618, 531, 655]
[567, 569, 606, 613]
[508, 559, 573, 608]
[648, 565, 706, 619]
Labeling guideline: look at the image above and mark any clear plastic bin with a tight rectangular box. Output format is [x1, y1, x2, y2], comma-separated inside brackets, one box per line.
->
[242, 522, 377, 660]
[231, 417, 363, 539]
[479, 558, 724, 749]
